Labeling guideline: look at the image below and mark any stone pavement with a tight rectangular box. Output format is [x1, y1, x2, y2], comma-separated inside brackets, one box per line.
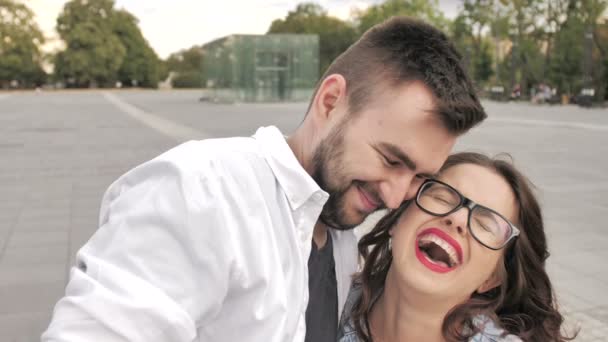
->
[0, 90, 606, 341]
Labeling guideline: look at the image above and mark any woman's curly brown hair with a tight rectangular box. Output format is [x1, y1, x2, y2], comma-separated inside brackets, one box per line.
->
[350, 152, 577, 341]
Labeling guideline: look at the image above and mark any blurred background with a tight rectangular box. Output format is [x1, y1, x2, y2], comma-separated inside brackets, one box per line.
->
[1, 0, 607, 104]
[1, 1, 608, 341]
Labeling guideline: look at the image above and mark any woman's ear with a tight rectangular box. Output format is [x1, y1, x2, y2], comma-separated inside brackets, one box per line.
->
[477, 268, 503, 294]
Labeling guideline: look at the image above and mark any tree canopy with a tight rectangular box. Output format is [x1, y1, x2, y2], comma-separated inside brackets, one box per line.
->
[164, 46, 204, 88]
[0, 0, 46, 88]
[354, 0, 449, 33]
[268, 3, 357, 74]
[3, 0, 607, 98]
[54, 0, 161, 88]
[113, 9, 162, 87]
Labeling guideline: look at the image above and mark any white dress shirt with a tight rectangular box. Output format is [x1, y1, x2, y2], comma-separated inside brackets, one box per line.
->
[42, 126, 331, 342]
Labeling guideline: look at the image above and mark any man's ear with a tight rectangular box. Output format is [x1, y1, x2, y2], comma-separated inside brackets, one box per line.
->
[477, 268, 503, 294]
[311, 74, 347, 122]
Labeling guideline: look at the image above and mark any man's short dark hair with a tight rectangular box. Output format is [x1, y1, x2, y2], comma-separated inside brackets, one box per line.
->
[312, 16, 487, 134]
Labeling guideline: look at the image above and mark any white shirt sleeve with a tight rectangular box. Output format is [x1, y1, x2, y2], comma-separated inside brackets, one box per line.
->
[42, 158, 235, 341]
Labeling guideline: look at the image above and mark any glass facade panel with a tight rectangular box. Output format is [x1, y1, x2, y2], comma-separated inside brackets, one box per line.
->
[203, 34, 319, 102]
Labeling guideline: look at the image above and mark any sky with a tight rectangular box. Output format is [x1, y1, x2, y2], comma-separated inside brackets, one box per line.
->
[23, 0, 461, 59]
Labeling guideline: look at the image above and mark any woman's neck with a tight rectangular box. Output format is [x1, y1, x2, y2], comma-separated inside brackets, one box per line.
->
[368, 272, 457, 342]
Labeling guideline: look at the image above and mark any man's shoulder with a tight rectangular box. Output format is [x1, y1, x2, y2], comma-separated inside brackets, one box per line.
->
[105, 136, 271, 198]
[162, 136, 262, 164]
[156, 137, 269, 178]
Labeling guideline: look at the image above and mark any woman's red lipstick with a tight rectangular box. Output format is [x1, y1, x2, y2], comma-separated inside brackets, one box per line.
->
[415, 228, 463, 273]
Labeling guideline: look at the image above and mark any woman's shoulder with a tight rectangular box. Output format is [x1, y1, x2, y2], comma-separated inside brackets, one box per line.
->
[338, 285, 523, 342]
[470, 316, 522, 342]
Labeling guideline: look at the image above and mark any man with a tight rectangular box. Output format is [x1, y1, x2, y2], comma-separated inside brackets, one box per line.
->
[43, 17, 485, 342]
[300, 17, 485, 342]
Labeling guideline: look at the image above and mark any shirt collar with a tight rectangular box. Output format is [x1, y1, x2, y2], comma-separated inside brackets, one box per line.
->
[253, 126, 328, 210]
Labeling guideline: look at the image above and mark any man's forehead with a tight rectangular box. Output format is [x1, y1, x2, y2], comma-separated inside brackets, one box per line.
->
[352, 91, 457, 173]
[405, 133, 455, 172]
[416, 151, 449, 177]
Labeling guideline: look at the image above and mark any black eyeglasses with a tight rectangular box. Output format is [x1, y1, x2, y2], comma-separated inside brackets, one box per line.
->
[415, 179, 520, 250]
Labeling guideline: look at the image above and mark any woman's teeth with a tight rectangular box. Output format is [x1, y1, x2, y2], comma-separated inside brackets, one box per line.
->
[418, 234, 460, 267]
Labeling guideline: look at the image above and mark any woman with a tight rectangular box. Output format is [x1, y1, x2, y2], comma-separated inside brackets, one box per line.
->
[338, 152, 574, 341]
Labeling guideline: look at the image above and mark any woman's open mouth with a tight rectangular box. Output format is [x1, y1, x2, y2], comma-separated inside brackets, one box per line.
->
[415, 228, 463, 273]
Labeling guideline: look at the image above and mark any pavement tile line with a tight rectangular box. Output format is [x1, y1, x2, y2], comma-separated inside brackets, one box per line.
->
[101, 92, 206, 142]
[488, 117, 608, 132]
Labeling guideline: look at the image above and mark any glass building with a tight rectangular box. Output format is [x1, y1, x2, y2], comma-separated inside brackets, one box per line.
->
[202, 34, 320, 102]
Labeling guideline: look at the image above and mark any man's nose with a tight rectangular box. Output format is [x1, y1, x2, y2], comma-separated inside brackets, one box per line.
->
[379, 175, 416, 209]
[404, 176, 424, 200]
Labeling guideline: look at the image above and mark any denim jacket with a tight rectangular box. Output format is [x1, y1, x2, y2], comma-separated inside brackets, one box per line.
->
[337, 285, 522, 342]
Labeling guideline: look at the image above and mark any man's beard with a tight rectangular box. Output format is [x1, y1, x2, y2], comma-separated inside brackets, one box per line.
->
[311, 120, 385, 230]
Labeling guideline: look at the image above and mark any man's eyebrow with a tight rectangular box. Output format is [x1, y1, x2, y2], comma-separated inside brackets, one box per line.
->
[379, 143, 436, 179]
[380, 143, 417, 170]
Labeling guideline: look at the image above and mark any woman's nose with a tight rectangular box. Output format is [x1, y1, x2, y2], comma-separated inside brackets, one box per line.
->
[443, 208, 468, 235]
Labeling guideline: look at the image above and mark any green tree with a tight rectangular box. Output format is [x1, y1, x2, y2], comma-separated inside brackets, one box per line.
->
[0, 0, 46, 88]
[581, 0, 608, 100]
[493, 0, 546, 95]
[54, 0, 126, 87]
[547, 0, 607, 99]
[166, 46, 203, 73]
[157, 59, 169, 82]
[451, 2, 496, 87]
[267, 3, 357, 74]
[549, 17, 584, 94]
[171, 71, 203, 88]
[536, 0, 569, 82]
[165, 46, 204, 88]
[354, 0, 449, 34]
[474, 40, 494, 83]
[113, 9, 161, 87]
[597, 20, 608, 100]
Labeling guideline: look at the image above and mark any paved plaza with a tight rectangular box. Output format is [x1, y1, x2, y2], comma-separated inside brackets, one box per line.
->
[0, 90, 607, 341]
